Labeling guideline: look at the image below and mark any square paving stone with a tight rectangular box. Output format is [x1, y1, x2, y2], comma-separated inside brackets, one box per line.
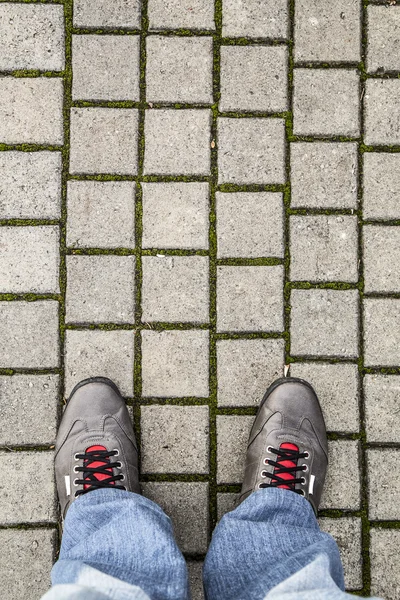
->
[66, 256, 135, 324]
[148, 0, 214, 30]
[370, 529, 400, 600]
[217, 266, 284, 333]
[294, 0, 361, 63]
[0, 226, 59, 293]
[291, 142, 358, 209]
[142, 256, 209, 323]
[0, 301, 59, 369]
[188, 561, 205, 600]
[141, 405, 209, 474]
[291, 290, 359, 358]
[368, 449, 400, 520]
[70, 108, 138, 175]
[0, 375, 59, 446]
[146, 36, 213, 104]
[217, 415, 254, 484]
[290, 216, 358, 282]
[222, 0, 289, 39]
[216, 192, 284, 258]
[65, 330, 134, 396]
[367, 6, 400, 73]
[290, 363, 360, 433]
[217, 339, 285, 407]
[363, 153, 400, 220]
[144, 109, 211, 175]
[142, 182, 209, 250]
[319, 518, 362, 590]
[320, 440, 361, 510]
[142, 482, 209, 554]
[364, 226, 400, 293]
[293, 69, 360, 137]
[141, 330, 209, 397]
[218, 118, 286, 184]
[217, 493, 240, 520]
[0, 78, 63, 145]
[66, 181, 136, 249]
[72, 35, 140, 101]
[365, 375, 400, 443]
[73, 0, 141, 28]
[363, 299, 400, 367]
[219, 46, 288, 113]
[364, 80, 400, 146]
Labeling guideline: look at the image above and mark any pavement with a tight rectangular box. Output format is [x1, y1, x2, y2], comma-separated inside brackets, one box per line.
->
[0, 0, 400, 598]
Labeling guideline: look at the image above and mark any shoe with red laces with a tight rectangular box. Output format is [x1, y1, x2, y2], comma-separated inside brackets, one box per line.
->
[55, 377, 140, 518]
[239, 377, 328, 514]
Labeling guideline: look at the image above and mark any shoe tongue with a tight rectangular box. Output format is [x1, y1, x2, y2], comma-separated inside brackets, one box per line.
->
[275, 442, 299, 490]
[84, 445, 114, 490]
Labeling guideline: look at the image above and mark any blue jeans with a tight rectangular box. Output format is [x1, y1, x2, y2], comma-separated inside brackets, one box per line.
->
[42, 488, 380, 600]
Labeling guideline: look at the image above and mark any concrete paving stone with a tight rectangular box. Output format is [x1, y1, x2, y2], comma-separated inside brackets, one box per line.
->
[148, 0, 214, 30]
[142, 182, 209, 250]
[141, 405, 209, 474]
[72, 35, 140, 101]
[217, 493, 240, 520]
[364, 79, 400, 146]
[217, 266, 284, 333]
[0, 375, 59, 446]
[364, 226, 400, 292]
[217, 339, 285, 407]
[367, 6, 400, 73]
[368, 449, 400, 520]
[222, 0, 289, 39]
[0, 151, 62, 220]
[290, 215, 359, 282]
[291, 142, 358, 209]
[290, 363, 359, 433]
[294, 0, 361, 63]
[146, 36, 213, 104]
[370, 529, 400, 600]
[188, 561, 205, 600]
[216, 192, 284, 258]
[144, 109, 211, 175]
[65, 330, 134, 396]
[363, 299, 400, 367]
[0, 301, 59, 369]
[0, 528, 56, 600]
[0, 451, 57, 524]
[0, 4, 64, 71]
[0, 78, 63, 145]
[293, 69, 360, 137]
[142, 482, 209, 554]
[70, 108, 138, 175]
[217, 415, 254, 484]
[363, 153, 400, 220]
[66, 181, 136, 249]
[319, 518, 362, 590]
[141, 330, 209, 397]
[73, 0, 141, 28]
[320, 440, 361, 510]
[219, 46, 288, 113]
[66, 255, 135, 324]
[142, 256, 209, 323]
[365, 375, 400, 443]
[218, 118, 286, 184]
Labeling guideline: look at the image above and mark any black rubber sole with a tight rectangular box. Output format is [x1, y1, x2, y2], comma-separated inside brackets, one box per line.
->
[67, 376, 123, 404]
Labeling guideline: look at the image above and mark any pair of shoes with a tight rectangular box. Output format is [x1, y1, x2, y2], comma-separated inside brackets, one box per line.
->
[55, 377, 328, 517]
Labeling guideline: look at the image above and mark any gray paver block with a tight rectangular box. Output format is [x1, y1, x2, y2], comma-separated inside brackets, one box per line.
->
[0, 4, 64, 71]
[217, 266, 284, 333]
[319, 518, 362, 590]
[188, 561, 205, 600]
[0, 78, 63, 145]
[294, 0, 361, 63]
[66, 181, 136, 249]
[217, 415, 254, 484]
[141, 405, 209, 474]
[367, 6, 400, 73]
[142, 482, 209, 554]
[320, 440, 360, 510]
[0, 375, 59, 446]
[72, 35, 140, 101]
[363, 153, 400, 220]
[148, 0, 214, 30]
[73, 0, 141, 28]
[142, 256, 209, 323]
[363, 299, 400, 367]
[66, 255, 135, 324]
[0, 151, 62, 220]
[291, 142, 358, 209]
[218, 118, 286, 184]
[222, 0, 289, 39]
[217, 493, 240, 520]
[146, 36, 213, 104]
[216, 192, 284, 258]
[290, 363, 359, 433]
[368, 449, 400, 520]
[69, 108, 138, 175]
[290, 290, 359, 358]
[0, 451, 57, 524]
[65, 330, 134, 396]
[364, 79, 400, 146]
[144, 109, 211, 175]
[370, 529, 400, 600]
[217, 339, 285, 407]
[0, 301, 59, 369]
[142, 182, 209, 250]
[219, 46, 288, 113]
[364, 226, 400, 293]
[142, 330, 209, 397]
[290, 216, 358, 282]
[365, 375, 400, 443]
[0, 528, 56, 600]
[293, 69, 360, 137]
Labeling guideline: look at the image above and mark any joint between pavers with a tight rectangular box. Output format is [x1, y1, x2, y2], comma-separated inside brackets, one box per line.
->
[216, 257, 283, 266]
[221, 38, 288, 47]
[140, 473, 210, 483]
[294, 61, 362, 70]
[0, 143, 62, 152]
[0, 219, 60, 226]
[71, 28, 142, 36]
[215, 332, 287, 341]
[217, 183, 285, 193]
[66, 248, 137, 256]
[1, 70, 64, 78]
[0, 293, 62, 301]
[139, 397, 211, 406]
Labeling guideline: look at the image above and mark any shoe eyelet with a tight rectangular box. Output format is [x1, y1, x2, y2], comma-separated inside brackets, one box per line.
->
[73, 465, 80, 474]
[120, 474, 125, 482]
[300, 477, 306, 485]
[258, 483, 264, 489]
[302, 464, 308, 473]
[73, 478, 79, 486]
[113, 448, 120, 457]
[266, 445, 274, 453]
[263, 457, 270, 466]
[116, 461, 122, 469]
[74, 453, 80, 461]
[303, 451, 310, 460]
[260, 471, 267, 479]
[299, 489, 305, 496]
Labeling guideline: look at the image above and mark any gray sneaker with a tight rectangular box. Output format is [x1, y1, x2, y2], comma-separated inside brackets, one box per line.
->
[239, 377, 328, 514]
[55, 377, 140, 518]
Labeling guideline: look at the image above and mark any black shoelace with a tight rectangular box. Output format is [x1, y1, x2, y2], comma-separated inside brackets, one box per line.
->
[259, 447, 308, 494]
[74, 449, 126, 497]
